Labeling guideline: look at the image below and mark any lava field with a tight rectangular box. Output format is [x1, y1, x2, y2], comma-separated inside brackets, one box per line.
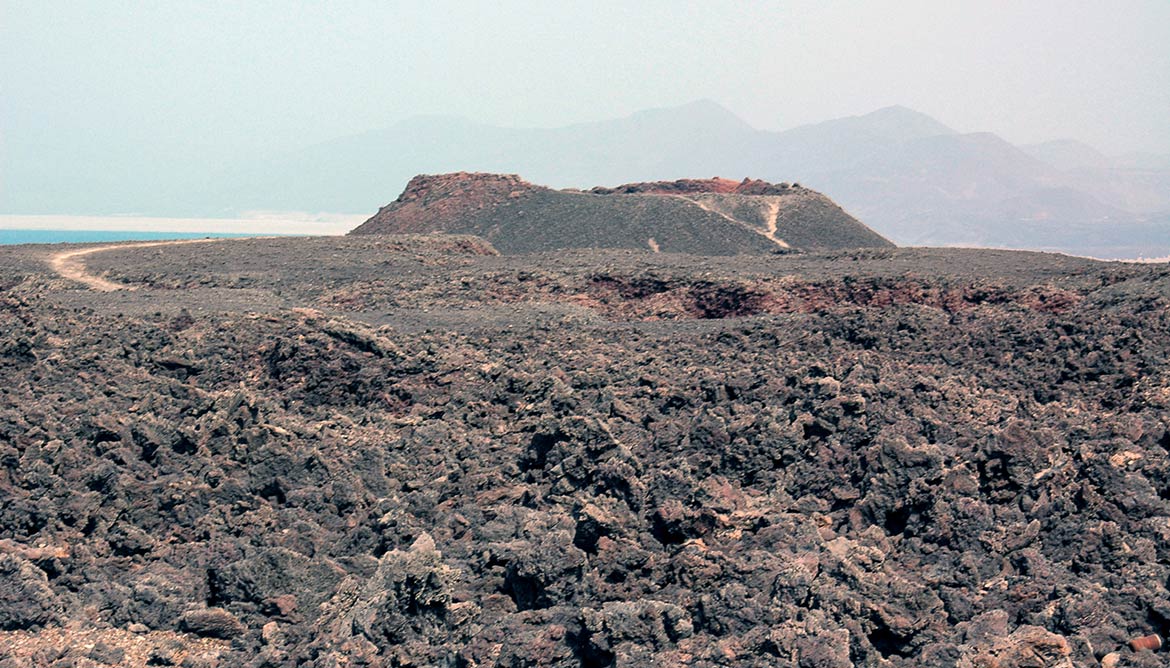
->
[1, 237, 1170, 667]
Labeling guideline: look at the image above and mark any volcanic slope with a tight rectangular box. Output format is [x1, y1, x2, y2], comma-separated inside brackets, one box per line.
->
[349, 172, 892, 254]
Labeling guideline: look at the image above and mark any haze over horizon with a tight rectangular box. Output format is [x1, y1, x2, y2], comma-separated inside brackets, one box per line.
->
[4, 1, 1170, 218]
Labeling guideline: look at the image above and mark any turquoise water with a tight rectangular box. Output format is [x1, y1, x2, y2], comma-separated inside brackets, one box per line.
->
[0, 229, 278, 245]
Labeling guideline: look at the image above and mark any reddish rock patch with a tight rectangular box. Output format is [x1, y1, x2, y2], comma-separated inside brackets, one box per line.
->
[362, 172, 544, 235]
[588, 177, 795, 196]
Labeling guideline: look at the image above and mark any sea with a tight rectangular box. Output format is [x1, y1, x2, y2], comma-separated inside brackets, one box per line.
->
[0, 230, 270, 245]
[0, 214, 362, 246]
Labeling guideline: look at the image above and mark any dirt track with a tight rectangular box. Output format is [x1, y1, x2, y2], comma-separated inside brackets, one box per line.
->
[48, 239, 224, 291]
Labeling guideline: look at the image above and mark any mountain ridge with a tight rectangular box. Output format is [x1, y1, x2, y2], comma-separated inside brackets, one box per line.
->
[247, 102, 1170, 258]
[6, 100, 1169, 258]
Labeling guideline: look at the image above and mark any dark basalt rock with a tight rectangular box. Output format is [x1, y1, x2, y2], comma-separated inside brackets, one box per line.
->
[0, 555, 62, 631]
[2, 237, 1170, 665]
[178, 608, 245, 639]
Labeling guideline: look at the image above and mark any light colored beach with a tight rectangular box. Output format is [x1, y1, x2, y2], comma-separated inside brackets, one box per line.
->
[0, 213, 365, 236]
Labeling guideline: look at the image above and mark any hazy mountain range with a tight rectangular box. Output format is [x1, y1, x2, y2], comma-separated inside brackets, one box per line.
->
[6, 100, 1169, 258]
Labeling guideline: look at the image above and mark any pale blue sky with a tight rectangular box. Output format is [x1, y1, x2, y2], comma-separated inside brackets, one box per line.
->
[3, 0, 1168, 176]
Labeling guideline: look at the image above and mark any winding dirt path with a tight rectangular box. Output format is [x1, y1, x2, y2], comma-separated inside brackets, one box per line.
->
[49, 238, 224, 291]
[761, 200, 791, 249]
[673, 195, 792, 249]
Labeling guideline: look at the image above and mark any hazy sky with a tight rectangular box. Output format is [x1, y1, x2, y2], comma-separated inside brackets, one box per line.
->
[3, 0, 1169, 171]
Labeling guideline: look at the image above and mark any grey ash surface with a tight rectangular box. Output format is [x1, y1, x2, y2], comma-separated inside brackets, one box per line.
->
[2, 235, 1170, 666]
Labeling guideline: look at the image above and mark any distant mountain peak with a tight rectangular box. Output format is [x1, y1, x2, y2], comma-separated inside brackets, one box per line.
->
[864, 104, 927, 116]
[626, 99, 756, 132]
[678, 98, 737, 113]
[853, 105, 957, 141]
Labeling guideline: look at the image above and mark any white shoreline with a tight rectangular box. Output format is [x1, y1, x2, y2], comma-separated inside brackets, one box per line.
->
[0, 214, 365, 236]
